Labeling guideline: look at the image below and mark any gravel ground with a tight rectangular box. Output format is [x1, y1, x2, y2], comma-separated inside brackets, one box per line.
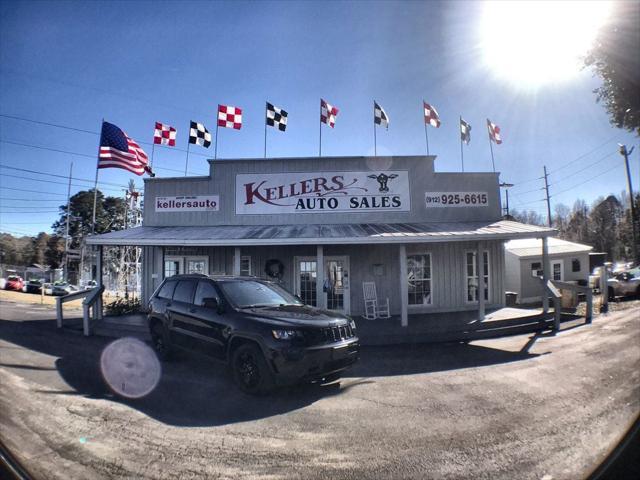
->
[0, 301, 638, 480]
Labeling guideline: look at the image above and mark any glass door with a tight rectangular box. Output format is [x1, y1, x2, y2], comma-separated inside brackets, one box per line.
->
[295, 258, 318, 307]
[325, 256, 350, 315]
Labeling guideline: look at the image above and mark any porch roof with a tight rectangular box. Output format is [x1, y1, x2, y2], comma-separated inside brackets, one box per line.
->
[86, 220, 556, 247]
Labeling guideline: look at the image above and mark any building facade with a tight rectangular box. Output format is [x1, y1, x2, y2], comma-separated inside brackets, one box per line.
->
[88, 155, 555, 326]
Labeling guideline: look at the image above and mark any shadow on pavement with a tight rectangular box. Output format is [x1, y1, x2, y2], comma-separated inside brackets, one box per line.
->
[0, 317, 540, 427]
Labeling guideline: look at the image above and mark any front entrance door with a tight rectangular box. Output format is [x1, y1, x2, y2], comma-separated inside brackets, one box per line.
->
[324, 256, 350, 315]
[294, 256, 350, 315]
[551, 260, 564, 281]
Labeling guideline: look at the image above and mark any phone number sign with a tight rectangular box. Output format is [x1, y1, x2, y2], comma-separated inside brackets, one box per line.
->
[425, 192, 489, 208]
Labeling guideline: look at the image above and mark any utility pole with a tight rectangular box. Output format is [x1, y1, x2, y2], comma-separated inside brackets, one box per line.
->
[63, 162, 73, 282]
[499, 182, 514, 217]
[543, 166, 552, 228]
[619, 144, 638, 263]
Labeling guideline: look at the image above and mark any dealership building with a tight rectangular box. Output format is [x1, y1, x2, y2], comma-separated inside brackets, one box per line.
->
[88, 155, 555, 326]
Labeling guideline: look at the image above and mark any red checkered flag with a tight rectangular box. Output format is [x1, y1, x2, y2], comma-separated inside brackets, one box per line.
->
[487, 119, 502, 144]
[320, 99, 339, 128]
[218, 104, 242, 130]
[153, 122, 177, 146]
[423, 101, 441, 128]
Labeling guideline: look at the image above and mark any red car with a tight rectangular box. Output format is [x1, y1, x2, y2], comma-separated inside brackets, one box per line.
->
[5, 275, 25, 291]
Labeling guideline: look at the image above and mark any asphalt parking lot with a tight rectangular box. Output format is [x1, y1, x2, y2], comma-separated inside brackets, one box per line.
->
[0, 300, 638, 480]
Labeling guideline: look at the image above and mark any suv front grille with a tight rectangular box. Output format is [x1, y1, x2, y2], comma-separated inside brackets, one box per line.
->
[306, 324, 356, 345]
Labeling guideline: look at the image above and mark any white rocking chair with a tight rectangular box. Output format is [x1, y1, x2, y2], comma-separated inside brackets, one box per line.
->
[362, 282, 390, 320]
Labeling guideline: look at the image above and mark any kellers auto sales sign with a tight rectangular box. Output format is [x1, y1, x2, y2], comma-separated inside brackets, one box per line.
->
[235, 171, 410, 214]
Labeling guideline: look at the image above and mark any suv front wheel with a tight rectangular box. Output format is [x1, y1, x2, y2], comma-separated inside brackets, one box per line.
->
[150, 321, 172, 361]
[231, 343, 274, 395]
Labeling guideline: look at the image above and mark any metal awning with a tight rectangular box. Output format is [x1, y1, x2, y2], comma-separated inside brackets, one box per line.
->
[86, 220, 556, 246]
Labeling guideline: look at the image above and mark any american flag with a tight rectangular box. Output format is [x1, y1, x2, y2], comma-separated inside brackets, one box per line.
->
[423, 101, 441, 128]
[98, 121, 151, 176]
[487, 119, 502, 144]
[154, 122, 177, 146]
[320, 99, 339, 128]
[218, 104, 242, 129]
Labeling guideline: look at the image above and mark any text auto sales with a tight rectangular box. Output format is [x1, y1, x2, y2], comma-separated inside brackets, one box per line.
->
[243, 175, 403, 211]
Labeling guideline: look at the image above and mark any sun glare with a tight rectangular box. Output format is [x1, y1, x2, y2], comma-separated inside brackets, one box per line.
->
[480, 0, 612, 87]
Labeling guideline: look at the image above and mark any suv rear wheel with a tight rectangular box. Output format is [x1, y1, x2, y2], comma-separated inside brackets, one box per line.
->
[231, 344, 274, 395]
[150, 322, 172, 361]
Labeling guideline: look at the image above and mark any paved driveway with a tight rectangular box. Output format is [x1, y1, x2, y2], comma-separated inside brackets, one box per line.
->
[0, 300, 638, 479]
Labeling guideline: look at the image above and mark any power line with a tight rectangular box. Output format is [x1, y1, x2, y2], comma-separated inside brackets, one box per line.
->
[547, 136, 618, 174]
[0, 211, 60, 214]
[550, 163, 626, 198]
[547, 151, 618, 187]
[0, 139, 207, 176]
[0, 205, 62, 209]
[0, 165, 130, 189]
[0, 186, 68, 196]
[0, 114, 213, 158]
[1, 173, 123, 193]
[0, 197, 65, 202]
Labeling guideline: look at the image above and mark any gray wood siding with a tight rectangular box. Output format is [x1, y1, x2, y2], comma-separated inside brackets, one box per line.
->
[143, 156, 502, 227]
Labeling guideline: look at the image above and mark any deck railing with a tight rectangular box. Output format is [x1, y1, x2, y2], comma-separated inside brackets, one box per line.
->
[55, 286, 104, 336]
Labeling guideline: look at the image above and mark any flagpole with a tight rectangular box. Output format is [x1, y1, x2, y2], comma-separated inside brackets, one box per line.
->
[264, 102, 268, 159]
[185, 142, 190, 176]
[373, 101, 377, 157]
[215, 108, 220, 160]
[459, 115, 464, 172]
[488, 122, 496, 173]
[423, 101, 430, 156]
[319, 100, 322, 157]
[91, 118, 104, 235]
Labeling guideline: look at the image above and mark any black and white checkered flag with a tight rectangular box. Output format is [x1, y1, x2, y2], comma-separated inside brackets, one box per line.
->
[189, 121, 212, 148]
[374, 101, 389, 129]
[266, 102, 288, 131]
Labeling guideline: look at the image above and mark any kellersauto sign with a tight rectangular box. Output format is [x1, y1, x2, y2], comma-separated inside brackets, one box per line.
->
[234, 171, 411, 214]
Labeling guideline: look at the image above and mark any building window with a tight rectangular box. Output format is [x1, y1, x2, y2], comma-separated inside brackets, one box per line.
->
[466, 251, 489, 302]
[240, 256, 252, 276]
[164, 259, 182, 277]
[572, 258, 581, 272]
[552, 261, 563, 281]
[185, 257, 208, 275]
[531, 262, 543, 277]
[298, 260, 317, 306]
[407, 254, 432, 305]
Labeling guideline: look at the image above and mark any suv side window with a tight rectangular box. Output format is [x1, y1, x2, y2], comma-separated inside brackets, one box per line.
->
[194, 280, 219, 306]
[173, 280, 197, 304]
[157, 281, 177, 299]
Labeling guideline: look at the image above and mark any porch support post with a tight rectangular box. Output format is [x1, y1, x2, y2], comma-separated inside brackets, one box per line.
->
[316, 245, 325, 309]
[477, 241, 485, 321]
[233, 247, 241, 275]
[399, 244, 408, 327]
[96, 245, 103, 321]
[541, 236, 550, 314]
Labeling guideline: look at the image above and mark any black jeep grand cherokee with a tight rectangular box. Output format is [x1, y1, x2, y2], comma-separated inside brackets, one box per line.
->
[148, 274, 360, 394]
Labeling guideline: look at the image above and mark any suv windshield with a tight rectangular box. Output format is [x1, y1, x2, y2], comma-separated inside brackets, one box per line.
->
[220, 280, 302, 308]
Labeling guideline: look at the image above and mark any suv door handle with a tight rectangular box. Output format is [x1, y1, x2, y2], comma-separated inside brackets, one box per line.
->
[188, 308, 197, 313]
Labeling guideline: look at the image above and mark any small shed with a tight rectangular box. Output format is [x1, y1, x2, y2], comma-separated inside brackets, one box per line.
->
[505, 237, 593, 303]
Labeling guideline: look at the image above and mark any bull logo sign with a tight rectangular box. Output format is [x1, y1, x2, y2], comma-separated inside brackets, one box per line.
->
[368, 173, 398, 193]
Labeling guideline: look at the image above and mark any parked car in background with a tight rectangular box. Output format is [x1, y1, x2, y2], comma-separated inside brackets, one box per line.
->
[148, 275, 360, 395]
[83, 280, 98, 290]
[5, 276, 25, 292]
[607, 268, 640, 299]
[589, 266, 608, 292]
[51, 283, 79, 296]
[42, 283, 53, 295]
[23, 278, 46, 294]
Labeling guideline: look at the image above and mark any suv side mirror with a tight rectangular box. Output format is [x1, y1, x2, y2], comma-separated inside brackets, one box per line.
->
[203, 297, 219, 310]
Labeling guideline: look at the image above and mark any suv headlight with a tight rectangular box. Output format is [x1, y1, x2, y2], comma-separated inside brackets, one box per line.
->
[272, 329, 303, 340]
[349, 319, 357, 330]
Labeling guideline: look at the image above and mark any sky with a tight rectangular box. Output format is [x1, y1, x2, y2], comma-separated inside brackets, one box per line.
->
[0, 0, 638, 237]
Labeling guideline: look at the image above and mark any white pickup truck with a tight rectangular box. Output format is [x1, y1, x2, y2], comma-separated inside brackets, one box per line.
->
[606, 268, 640, 299]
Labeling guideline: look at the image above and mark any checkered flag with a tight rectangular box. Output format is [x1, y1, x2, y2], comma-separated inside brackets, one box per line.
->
[460, 117, 471, 145]
[424, 102, 441, 128]
[487, 119, 502, 144]
[374, 101, 389, 129]
[154, 122, 177, 146]
[218, 104, 242, 130]
[266, 102, 288, 131]
[189, 121, 212, 148]
[320, 99, 339, 128]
